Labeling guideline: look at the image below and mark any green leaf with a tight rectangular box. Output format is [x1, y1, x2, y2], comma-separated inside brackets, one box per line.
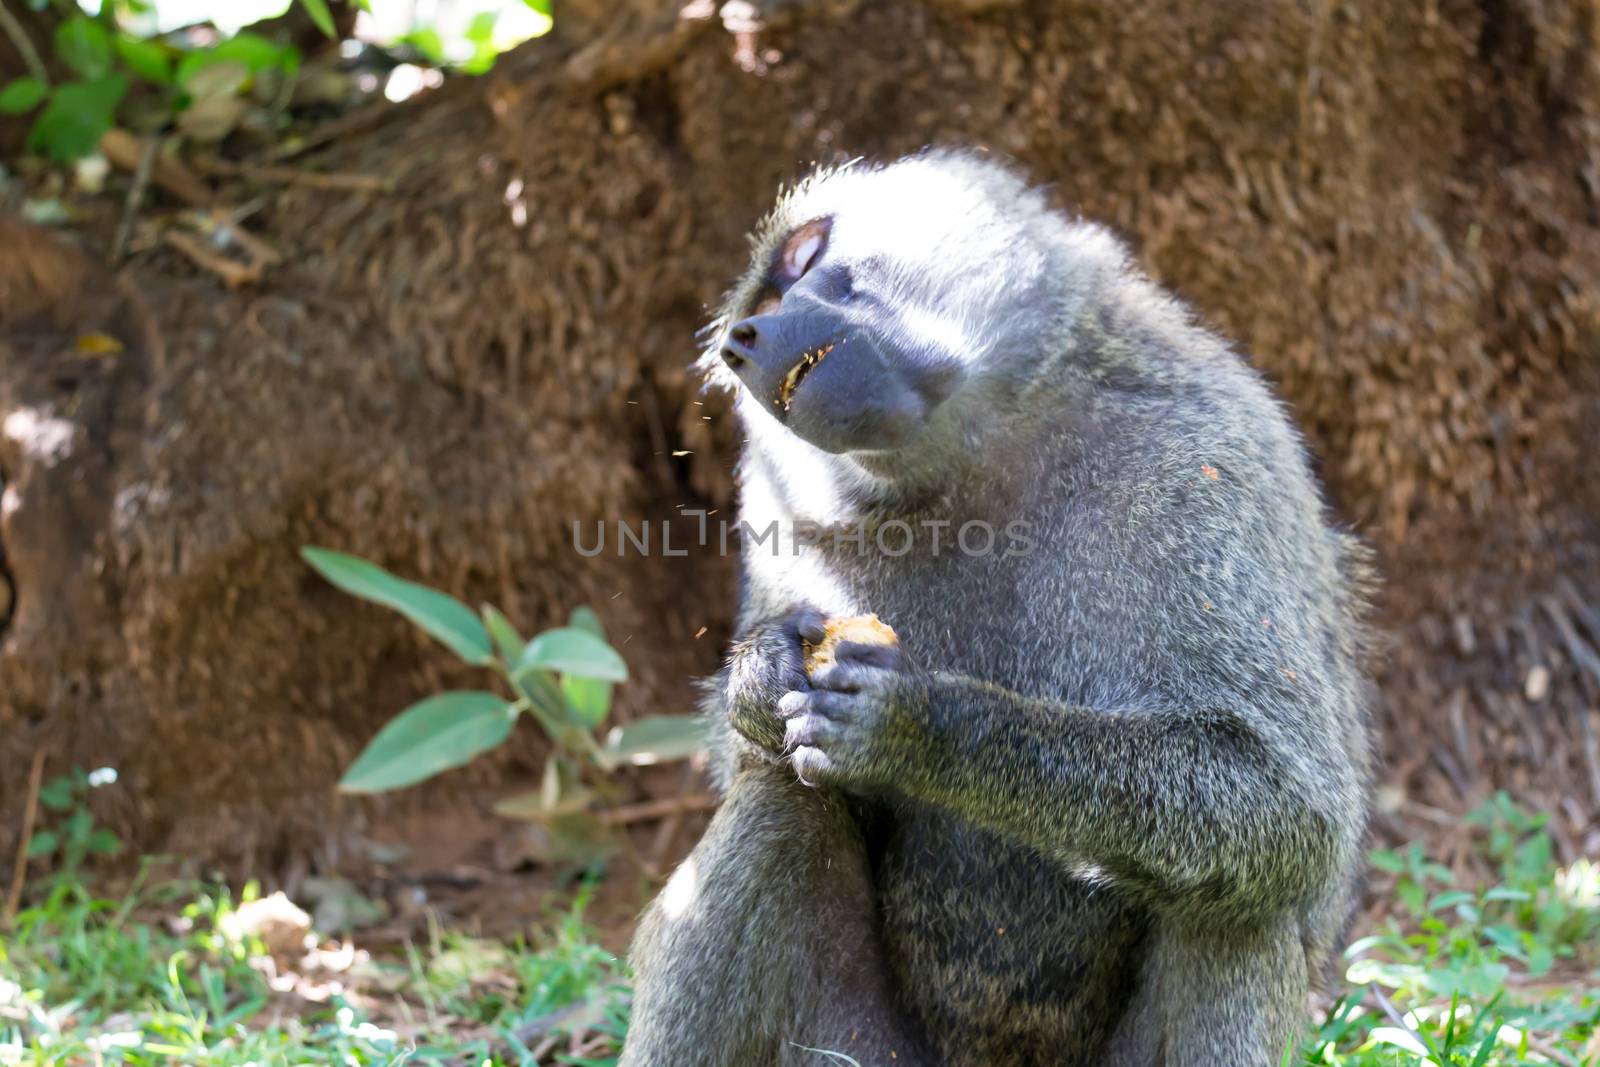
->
[517, 667, 577, 730]
[599, 714, 706, 768]
[115, 36, 173, 84]
[299, 0, 336, 38]
[1428, 890, 1475, 912]
[516, 627, 627, 682]
[302, 547, 492, 664]
[176, 34, 298, 87]
[25, 831, 59, 857]
[462, 45, 498, 76]
[460, 14, 501, 71]
[1482, 886, 1532, 903]
[559, 607, 612, 724]
[465, 11, 499, 43]
[401, 28, 446, 65]
[1368, 848, 1404, 874]
[521, 0, 553, 15]
[64, 809, 92, 841]
[27, 75, 125, 161]
[569, 605, 606, 638]
[87, 828, 123, 855]
[55, 18, 114, 80]
[339, 691, 516, 793]
[1525, 941, 1554, 975]
[481, 604, 526, 664]
[562, 674, 612, 729]
[38, 776, 77, 811]
[0, 77, 48, 115]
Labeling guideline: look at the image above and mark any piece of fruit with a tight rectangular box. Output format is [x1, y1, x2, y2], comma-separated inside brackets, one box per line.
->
[803, 614, 899, 675]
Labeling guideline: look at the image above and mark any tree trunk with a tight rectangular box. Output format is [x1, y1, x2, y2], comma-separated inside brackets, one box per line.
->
[2, 0, 1597, 870]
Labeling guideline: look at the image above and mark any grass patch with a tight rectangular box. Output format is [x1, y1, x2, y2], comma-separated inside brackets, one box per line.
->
[1303, 794, 1600, 1065]
[0, 785, 1594, 1065]
[0, 869, 629, 1066]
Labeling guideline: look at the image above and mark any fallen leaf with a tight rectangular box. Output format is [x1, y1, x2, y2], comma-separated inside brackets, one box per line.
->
[218, 891, 311, 960]
[76, 331, 123, 356]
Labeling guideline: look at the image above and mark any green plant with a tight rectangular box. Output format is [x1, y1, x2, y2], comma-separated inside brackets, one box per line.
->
[23, 767, 123, 882]
[0, 17, 132, 161]
[1302, 796, 1600, 1064]
[300, 547, 704, 846]
[401, 11, 501, 74]
[0, 2, 557, 163]
[0, 12, 305, 160]
[299, 0, 338, 39]
[0, 855, 627, 1067]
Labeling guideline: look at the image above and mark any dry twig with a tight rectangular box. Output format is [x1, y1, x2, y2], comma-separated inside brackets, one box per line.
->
[195, 156, 393, 194]
[101, 129, 213, 207]
[0, 4, 48, 87]
[163, 230, 264, 288]
[4, 748, 49, 925]
[1371, 986, 1431, 1052]
[267, 96, 405, 162]
[163, 208, 283, 288]
[511, 1000, 587, 1045]
[110, 134, 160, 265]
[598, 793, 716, 827]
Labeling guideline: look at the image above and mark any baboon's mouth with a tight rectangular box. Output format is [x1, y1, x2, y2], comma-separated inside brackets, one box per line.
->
[775, 342, 836, 412]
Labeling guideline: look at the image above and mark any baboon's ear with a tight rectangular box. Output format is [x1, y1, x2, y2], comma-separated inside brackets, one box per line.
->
[749, 217, 831, 315]
[774, 218, 831, 287]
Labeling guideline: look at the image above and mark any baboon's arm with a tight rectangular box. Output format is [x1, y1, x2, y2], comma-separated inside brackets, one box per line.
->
[783, 668, 1354, 922]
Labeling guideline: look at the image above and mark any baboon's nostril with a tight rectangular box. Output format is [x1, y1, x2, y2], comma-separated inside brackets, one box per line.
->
[721, 348, 748, 369]
[730, 323, 759, 346]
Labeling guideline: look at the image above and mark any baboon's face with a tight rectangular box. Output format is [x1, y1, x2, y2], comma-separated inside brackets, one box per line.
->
[717, 156, 1054, 455]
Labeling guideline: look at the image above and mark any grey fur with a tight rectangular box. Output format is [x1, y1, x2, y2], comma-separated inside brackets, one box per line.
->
[621, 149, 1374, 1067]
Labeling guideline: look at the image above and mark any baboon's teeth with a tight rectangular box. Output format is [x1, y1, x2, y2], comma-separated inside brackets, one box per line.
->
[777, 342, 837, 412]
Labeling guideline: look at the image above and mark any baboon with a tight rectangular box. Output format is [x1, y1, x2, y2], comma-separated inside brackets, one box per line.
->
[621, 150, 1374, 1067]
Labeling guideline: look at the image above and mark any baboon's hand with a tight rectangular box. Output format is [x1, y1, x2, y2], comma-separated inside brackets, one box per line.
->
[725, 608, 823, 755]
[779, 626, 922, 789]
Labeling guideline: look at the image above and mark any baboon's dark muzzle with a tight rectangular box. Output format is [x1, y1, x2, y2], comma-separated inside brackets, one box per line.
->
[719, 306, 929, 454]
[720, 307, 858, 417]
